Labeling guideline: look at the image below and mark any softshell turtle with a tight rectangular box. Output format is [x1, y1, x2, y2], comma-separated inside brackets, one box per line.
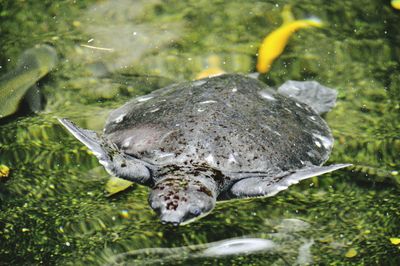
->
[59, 74, 350, 225]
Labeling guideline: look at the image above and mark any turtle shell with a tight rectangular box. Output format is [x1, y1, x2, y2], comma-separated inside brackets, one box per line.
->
[104, 74, 333, 176]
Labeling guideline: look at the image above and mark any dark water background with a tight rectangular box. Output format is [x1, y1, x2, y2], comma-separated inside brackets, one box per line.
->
[0, 0, 399, 265]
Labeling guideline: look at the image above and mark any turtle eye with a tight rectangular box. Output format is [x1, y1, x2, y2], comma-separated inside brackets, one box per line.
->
[189, 206, 202, 216]
[150, 201, 160, 211]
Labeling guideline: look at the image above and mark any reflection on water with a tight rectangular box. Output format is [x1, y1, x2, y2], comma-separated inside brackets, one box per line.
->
[0, 0, 399, 265]
[73, 0, 182, 73]
[106, 237, 277, 265]
[201, 238, 276, 257]
[106, 218, 314, 265]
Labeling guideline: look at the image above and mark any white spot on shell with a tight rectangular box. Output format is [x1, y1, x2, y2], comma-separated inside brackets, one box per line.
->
[193, 80, 207, 86]
[309, 116, 316, 121]
[258, 91, 276, 101]
[284, 107, 292, 113]
[149, 108, 160, 113]
[314, 140, 322, 148]
[137, 96, 153, 102]
[197, 108, 205, 112]
[228, 153, 237, 164]
[312, 134, 332, 149]
[260, 124, 281, 136]
[273, 130, 281, 136]
[295, 102, 302, 108]
[114, 113, 126, 123]
[205, 154, 215, 164]
[199, 100, 217, 104]
[232, 87, 238, 93]
[122, 137, 133, 148]
[154, 151, 175, 159]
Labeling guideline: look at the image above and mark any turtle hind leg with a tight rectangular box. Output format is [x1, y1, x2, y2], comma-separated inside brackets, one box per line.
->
[58, 118, 110, 164]
[277, 80, 338, 114]
[228, 164, 351, 199]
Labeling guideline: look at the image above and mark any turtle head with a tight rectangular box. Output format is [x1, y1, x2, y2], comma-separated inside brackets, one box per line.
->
[149, 176, 216, 226]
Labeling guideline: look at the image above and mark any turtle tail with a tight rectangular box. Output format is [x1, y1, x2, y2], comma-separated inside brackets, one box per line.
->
[58, 118, 111, 168]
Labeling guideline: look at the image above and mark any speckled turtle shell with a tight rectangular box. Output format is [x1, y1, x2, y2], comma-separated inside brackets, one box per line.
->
[105, 74, 331, 174]
[60, 74, 349, 225]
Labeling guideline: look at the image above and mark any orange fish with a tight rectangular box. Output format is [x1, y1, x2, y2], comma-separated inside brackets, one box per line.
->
[256, 6, 323, 73]
[196, 55, 225, 79]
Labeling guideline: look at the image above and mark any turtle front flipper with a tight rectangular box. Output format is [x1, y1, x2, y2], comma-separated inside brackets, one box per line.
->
[58, 118, 109, 163]
[277, 80, 338, 114]
[58, 118, 152, 185]
[227, 164, 351, 199]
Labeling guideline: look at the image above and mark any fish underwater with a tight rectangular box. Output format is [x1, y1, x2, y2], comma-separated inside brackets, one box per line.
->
[392, 0, 400, 10]
[0, 44, 58, 120]
[256, 5, 323, 74]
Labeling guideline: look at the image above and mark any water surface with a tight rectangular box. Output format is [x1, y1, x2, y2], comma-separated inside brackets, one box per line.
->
[0, 0, 399, 265]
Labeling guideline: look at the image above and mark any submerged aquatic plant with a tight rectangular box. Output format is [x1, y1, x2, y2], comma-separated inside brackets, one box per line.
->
[0, 0, 399, 265]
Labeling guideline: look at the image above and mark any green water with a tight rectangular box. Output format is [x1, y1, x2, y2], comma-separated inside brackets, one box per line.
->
[0, 0, 399, 265]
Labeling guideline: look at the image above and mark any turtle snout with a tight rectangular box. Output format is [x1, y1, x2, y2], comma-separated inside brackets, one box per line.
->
[160, 212, 184, 226]
[149, 195, 185, 226]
